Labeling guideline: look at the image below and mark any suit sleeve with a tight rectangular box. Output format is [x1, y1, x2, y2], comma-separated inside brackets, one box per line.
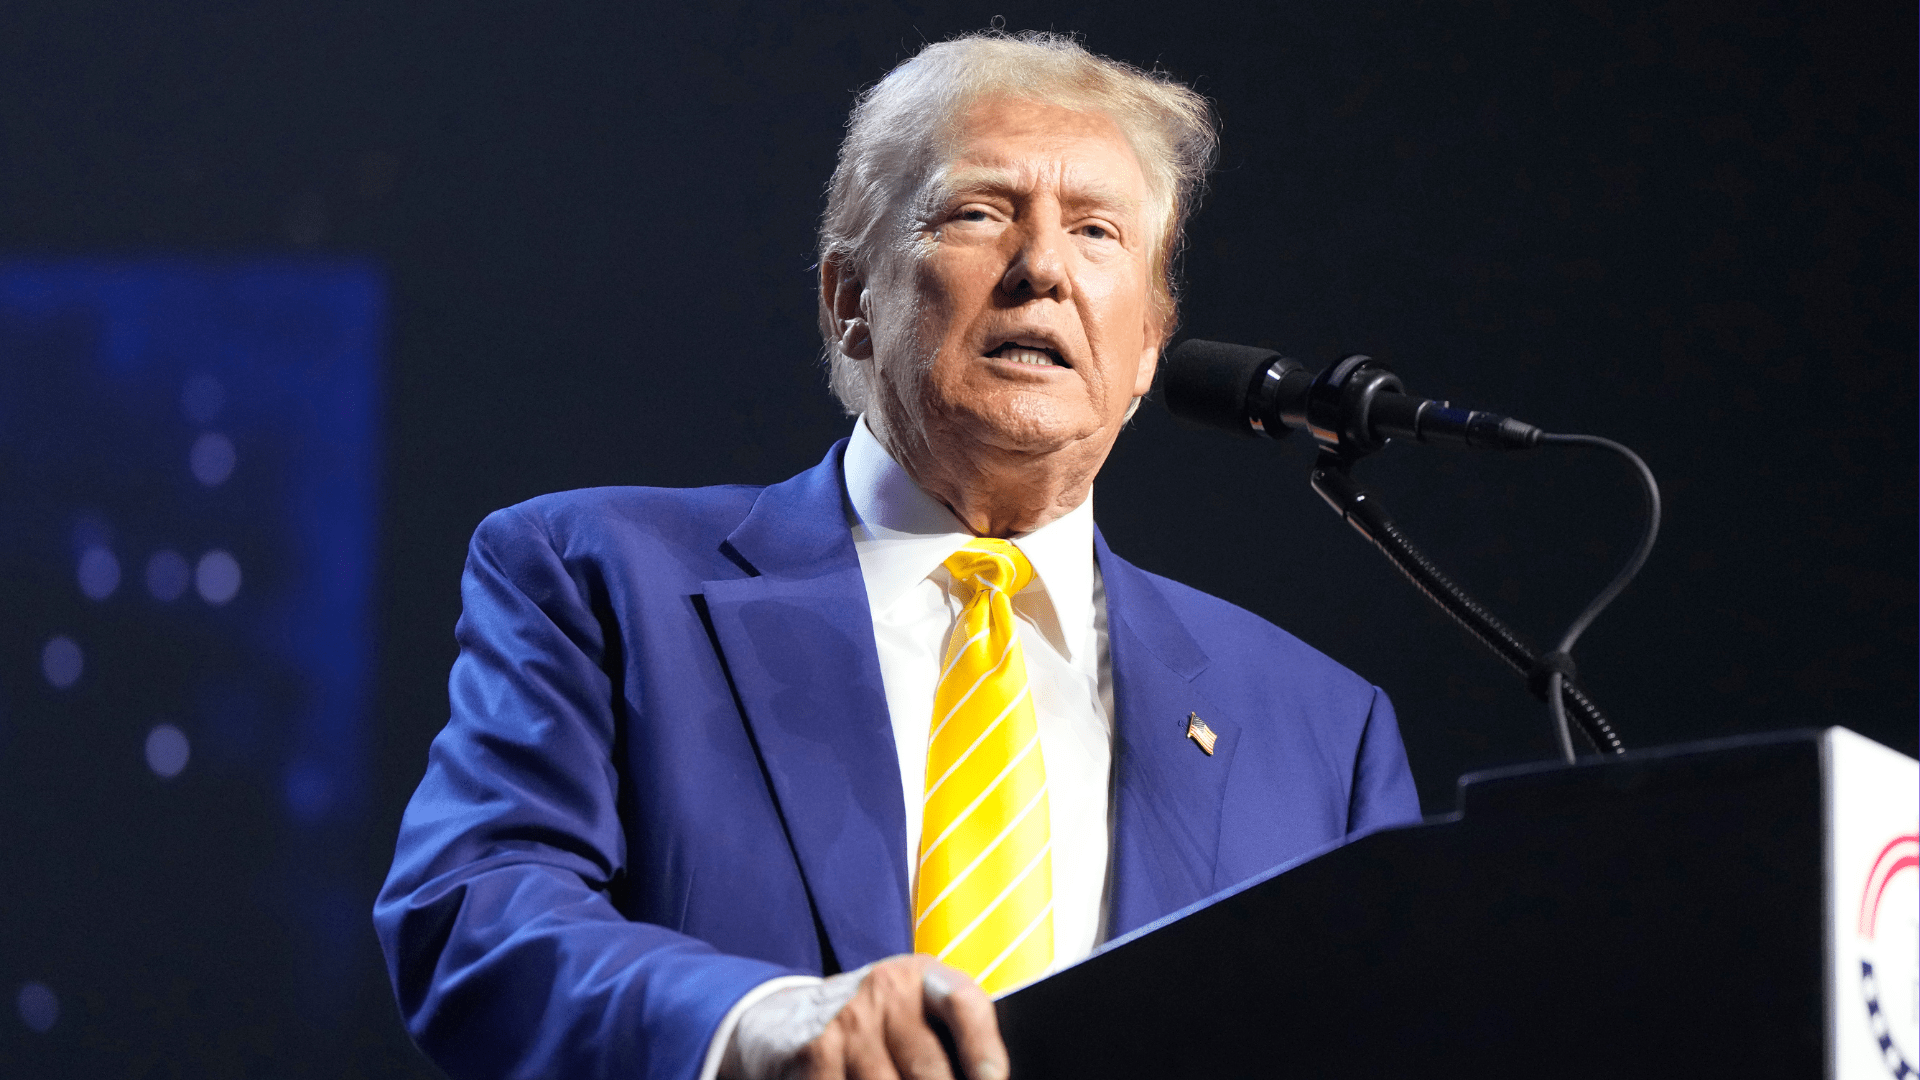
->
[373, 506, 798, 1080]
[1347, 685, 1424, 833]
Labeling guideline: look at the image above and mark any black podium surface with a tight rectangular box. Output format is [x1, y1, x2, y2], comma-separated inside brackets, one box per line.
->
[995, 731, 1830, 1078]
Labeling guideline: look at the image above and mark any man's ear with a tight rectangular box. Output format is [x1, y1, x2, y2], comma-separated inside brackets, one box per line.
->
[1132, 343, 1160, 397]
[821, 255, 874, 360]
[1132, 315, 1167, 398]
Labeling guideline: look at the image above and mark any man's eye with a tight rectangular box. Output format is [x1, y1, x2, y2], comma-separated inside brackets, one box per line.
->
[956, 208, 990, 222]
[1082, 224, 1111, 240]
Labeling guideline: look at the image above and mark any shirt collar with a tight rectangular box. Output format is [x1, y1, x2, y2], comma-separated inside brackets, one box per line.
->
[843, 415, 1096, 657]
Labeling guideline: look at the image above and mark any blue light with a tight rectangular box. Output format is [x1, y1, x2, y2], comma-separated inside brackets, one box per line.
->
[195, 549, 242, 606]
[16, 982, 58, 1034]
[41, 636, 82, 689]
[146, 723, 191, 779]
[78, 545, 120, 600]
[145, 550, 190, 601]
[0, 259, 384, 1021]
[188, 431, 236, 487]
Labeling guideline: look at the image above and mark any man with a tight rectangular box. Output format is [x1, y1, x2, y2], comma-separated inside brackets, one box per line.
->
[376, 30, 1419, 1080]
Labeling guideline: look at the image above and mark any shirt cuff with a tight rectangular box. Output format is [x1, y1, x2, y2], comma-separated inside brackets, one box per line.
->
[697, 974, 824, 1080]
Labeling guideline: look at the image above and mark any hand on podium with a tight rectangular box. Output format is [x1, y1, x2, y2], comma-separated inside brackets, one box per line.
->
[721, 954, 1009, 1080]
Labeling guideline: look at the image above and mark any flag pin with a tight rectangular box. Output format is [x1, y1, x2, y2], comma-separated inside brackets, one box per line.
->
[1186, 712, 1217, 756]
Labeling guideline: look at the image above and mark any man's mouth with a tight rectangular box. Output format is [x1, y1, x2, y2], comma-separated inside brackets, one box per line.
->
[986, 341, 1068, 368]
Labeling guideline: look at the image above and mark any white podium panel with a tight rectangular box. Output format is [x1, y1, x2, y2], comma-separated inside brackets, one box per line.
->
[1827, 728, 1919, 1080]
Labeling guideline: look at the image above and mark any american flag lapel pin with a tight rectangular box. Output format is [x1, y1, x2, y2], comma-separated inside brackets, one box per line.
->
[1185, 712, 1217, 756]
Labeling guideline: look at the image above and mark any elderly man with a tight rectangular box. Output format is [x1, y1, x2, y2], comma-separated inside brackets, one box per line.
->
[376, 30, 1419, 1080]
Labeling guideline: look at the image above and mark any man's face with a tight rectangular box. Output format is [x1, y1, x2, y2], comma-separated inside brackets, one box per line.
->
[864, 95, 1162, 465]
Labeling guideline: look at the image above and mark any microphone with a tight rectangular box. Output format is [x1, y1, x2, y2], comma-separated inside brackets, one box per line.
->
[1163, 338, 1542, 456]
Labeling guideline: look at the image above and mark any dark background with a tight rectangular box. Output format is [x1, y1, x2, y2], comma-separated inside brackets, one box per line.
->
[2, 0, 1912, 1075]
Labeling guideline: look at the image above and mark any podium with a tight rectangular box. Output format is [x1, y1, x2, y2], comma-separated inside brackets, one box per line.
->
[995, 728, 1917, 1078]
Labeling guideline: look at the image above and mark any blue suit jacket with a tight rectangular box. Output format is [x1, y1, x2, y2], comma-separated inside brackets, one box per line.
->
[375, 441, 1420, 1080]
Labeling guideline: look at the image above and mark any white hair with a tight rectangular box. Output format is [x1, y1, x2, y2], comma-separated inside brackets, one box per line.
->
[817, 30, 1218, 416]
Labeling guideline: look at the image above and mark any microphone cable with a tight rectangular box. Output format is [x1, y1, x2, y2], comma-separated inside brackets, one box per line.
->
[1534, 433, 1662, 762]
[1311, 433, 1659, 762]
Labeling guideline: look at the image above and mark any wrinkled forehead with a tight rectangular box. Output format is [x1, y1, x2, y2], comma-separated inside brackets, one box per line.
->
[908, 93, 1159, 219]
[938, 101, 1145, 202]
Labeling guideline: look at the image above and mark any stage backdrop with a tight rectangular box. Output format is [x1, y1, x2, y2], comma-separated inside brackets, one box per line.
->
[0, 1, 1911, 1075]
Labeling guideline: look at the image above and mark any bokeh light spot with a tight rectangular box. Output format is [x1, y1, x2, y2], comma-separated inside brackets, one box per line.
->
[181, 373, 225, 424]
[190, 432, 236, 487]
[78, 545, 120, 600]
[146, 549, 190, 601]
[17, 982, 57, 1033]
[41, 636, 82, 689]
[196, 550, 242, 605]
[145, 723, 191, 779]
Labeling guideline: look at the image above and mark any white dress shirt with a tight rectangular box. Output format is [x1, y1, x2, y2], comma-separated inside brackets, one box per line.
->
[841, 415, 1114, 968]
[699, 418, 1116, 1077]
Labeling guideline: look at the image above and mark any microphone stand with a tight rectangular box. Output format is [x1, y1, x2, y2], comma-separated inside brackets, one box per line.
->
[1160, 338, 1661, 761]
[1310, 455, 1626, 757]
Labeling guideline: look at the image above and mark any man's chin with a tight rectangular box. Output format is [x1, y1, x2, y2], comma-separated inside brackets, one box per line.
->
[948, 402, 1107, 460]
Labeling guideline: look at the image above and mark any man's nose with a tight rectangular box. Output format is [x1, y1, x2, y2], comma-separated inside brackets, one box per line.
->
[999, 223, 1069, 300]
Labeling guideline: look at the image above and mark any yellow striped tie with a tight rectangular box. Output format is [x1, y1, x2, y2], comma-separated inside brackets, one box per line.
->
[913, 538, 1053, 994]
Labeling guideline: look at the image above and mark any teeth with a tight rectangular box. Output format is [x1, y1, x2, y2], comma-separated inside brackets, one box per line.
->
[999, 346, 1058, 366]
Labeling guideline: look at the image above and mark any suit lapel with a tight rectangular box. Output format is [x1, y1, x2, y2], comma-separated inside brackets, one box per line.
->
[701, 442, 912, 970]
[1097, 532, 1242, 938]
[699, 462, 1239, 959]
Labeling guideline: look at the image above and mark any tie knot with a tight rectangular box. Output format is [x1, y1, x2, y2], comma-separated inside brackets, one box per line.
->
[944, 537, 1034, 597]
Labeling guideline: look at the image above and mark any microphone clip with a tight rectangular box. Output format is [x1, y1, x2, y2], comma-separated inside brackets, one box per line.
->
[1303, 354, 1405, 459]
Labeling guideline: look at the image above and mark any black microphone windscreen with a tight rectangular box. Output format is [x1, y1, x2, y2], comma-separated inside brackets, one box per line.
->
[1163, 339, 1283, 436]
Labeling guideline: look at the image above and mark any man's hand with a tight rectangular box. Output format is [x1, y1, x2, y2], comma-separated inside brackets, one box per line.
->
[720, 954, 1009, 1080]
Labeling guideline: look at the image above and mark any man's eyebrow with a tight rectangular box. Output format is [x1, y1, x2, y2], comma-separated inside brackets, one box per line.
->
[930, 167, 1018, 201]
[1060, 183, 1141, 216]
[930, 167, 1141, 216]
